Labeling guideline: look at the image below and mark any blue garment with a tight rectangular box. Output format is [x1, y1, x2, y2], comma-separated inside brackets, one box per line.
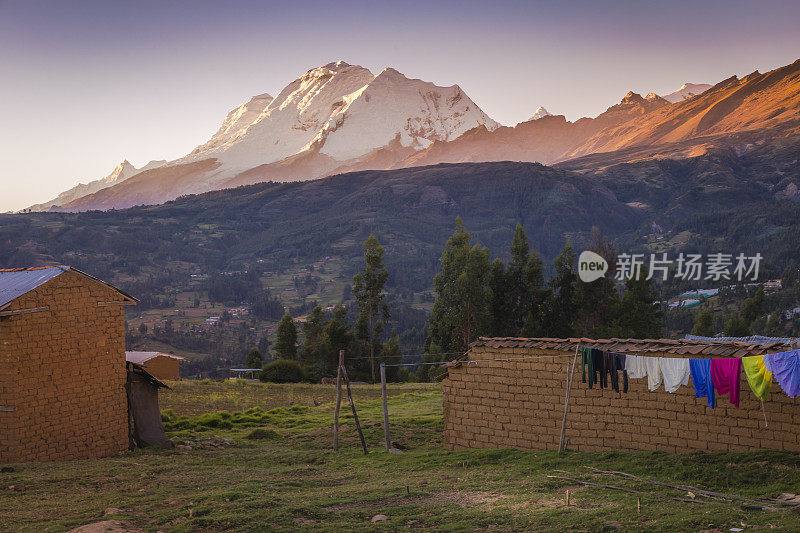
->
[689, 359, 716, 408]
[763, 349, 800, 398]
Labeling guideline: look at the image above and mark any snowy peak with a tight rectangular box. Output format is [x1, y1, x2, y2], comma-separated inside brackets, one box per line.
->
[312, 65, 500, 160]
[663, 82, 713, 103]
[27, 159, 166, 211]
[177, 61, 499, 174]
[205, 93, 274, 149]
[528, 106, 551, 121]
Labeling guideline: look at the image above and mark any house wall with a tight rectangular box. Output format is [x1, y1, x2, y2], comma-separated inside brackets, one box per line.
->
[443, 345, 800, 454]
[0, 271, 129, 463]
[141, 356, 180, 381]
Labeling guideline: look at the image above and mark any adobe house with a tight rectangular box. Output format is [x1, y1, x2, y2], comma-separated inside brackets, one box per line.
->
[0, 266, 136, 463]
[442, 337, 800, 454]
[126, 351, 183, 381]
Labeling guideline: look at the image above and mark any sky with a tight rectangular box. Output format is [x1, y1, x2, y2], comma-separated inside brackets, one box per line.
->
[1, 0, 800, 212]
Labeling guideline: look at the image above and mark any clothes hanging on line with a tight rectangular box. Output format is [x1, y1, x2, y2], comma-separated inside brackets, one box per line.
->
[625, 354, 647, 379]
[689, 359, 716, 408]
[763, 349, 800, 398]
[591, 348, 607, 389]
[661, 357, 691, 393]
[710, 358, 742, 407]
[581, 347, 607, 389]
[644, 357, 662, 391]
[604, 352, 628, 393]
[581, 346, 593, 385]
[741, 355, 772, 401]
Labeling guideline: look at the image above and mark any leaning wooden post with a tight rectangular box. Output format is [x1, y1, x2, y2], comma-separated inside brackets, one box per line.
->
[342, 365, 368, 455]
[380, 363, 391, 451]
[333, 349, 344, 451]
[558, 344, 581, 453]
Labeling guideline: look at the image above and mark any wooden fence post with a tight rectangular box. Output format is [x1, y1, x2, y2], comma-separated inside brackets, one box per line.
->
[333, 349, 344, 451]
[342, 365, 368, 455]
[380, 363, 390, 451]
[558, 345, 581, 453]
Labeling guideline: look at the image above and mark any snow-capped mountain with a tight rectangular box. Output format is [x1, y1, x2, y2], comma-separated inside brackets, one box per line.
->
[528, 106, 551, 121]
[28, 159, 166, 212]
[662, 83, 712, 103]
[179, 61, 499, 181]
[52, 61, 499, 210]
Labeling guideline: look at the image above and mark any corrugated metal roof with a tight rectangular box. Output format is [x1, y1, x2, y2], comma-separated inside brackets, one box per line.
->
[0, 266, 137, 310]
[126, 351, 184, 364]
[685, 334, 796, 345]
[0, 266, 68, 309]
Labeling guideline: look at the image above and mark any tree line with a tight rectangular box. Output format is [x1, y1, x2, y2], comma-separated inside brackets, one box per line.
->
[261, 219, 663, 383]
[423, 218, 663, 363]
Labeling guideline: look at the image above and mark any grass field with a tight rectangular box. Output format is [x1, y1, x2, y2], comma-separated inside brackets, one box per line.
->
[3, 382, 800, 532]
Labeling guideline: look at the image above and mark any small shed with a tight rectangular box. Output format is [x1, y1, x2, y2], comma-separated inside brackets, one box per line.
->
[126, 361, 172, 449]
[0, 266, 136, 463]
[126, 351, 183, 381]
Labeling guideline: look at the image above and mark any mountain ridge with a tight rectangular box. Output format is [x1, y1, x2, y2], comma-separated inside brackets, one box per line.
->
[35, 57, 800, 212]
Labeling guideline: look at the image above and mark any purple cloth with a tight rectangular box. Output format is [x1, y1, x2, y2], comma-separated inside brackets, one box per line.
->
[689, 359, 715, 408]
[710, 358, 742, 407]
[763, 349, 800, 398]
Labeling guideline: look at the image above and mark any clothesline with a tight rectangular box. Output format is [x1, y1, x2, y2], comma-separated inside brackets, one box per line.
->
[576, 344, 800, 426]
[381, 353, 576, 368]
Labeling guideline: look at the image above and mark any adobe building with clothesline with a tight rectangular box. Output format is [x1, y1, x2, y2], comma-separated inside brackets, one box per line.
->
[0, 266, 137, 463]
[441, 337, 800, 454]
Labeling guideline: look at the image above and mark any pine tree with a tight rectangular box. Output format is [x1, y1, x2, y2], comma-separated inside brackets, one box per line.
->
[691, 306, 715, 337]
[488, 258, 511, 336]
[300, 305, 327, 364]
[574, 228, 619, 337]
[245, 348, 262, 368]
[542, 242, 578, 337]
[323, 305, 354, 374]
[353, 235, 389, 383]
[275, 310, 298, 360]
[427, 218, 491, 354]
[506, 223, 544, 335]
[612, 273, 662, 338]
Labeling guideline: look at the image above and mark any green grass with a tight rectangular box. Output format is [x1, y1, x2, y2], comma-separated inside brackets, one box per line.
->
[161, 380, 439, 416]
[2, 383, 800, 532]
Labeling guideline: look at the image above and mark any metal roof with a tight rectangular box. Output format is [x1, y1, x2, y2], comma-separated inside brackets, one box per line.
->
[685, 334, 796, 345]
[0, 266, 68, 309]
[0, 266, 136, 310]
[126, 351, 184, 364]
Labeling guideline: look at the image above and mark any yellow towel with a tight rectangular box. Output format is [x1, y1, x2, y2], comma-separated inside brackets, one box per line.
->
[742, 355, 772, 400]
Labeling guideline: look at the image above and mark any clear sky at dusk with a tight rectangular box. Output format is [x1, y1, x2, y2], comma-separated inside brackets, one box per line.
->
[1, 0, 799, 211]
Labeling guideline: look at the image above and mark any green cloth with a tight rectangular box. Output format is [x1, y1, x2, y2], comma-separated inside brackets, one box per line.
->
[742, 355, 772, 400]
[581, 346, 592, 384]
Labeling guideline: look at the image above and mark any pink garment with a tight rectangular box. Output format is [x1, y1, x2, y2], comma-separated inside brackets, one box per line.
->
[710, 358, 742, 407]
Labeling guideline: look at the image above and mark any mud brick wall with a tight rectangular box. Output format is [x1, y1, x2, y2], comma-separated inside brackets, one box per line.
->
[0, 271, 129, 463]
[443, 345, 800, 454]
[141, 356, 180, 381]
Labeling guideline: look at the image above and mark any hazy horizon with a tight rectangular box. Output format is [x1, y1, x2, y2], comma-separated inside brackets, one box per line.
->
[2, 0, 800, 212]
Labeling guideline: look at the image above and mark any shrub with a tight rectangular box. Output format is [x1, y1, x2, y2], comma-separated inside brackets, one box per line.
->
[260, 359, 305, 383]
[245, 428, 279, 440]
